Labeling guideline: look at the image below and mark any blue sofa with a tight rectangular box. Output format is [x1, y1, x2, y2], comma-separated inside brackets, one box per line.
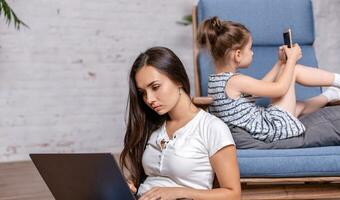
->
[192, 0, 340, 199]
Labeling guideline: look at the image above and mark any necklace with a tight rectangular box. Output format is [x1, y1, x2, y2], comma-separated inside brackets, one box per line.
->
[160, 138, 169, 150]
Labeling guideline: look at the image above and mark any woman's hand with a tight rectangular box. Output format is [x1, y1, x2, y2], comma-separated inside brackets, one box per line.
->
[283, 43, 302, 62]
[139, 187, 187, 200]
[127, 179, 137, 194]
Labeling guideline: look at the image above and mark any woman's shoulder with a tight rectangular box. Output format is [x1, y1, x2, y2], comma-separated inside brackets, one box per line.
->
[196, 110, 235, 146]
[198, 110, 230, 130]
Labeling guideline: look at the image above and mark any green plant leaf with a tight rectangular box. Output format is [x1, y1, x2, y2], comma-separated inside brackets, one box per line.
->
[0, 0, 28, 30]
[176, 14, 192, 26]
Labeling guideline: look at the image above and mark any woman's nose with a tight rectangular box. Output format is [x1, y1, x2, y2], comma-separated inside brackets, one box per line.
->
[145, 92, 156, 104]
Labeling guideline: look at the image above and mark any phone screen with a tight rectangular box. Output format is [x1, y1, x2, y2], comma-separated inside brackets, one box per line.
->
[283, 29, 292, 48]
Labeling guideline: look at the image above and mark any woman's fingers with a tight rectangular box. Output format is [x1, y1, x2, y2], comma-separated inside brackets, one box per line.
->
[127, 180, 137, 193]
[140, 187, 162, 200]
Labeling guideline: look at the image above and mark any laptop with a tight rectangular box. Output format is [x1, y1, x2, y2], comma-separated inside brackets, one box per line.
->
[30, 153, 136, 200]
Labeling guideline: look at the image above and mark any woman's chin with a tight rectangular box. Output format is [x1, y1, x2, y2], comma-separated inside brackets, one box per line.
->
[154, 108, 168, 115]
[156, 110, 167, 115]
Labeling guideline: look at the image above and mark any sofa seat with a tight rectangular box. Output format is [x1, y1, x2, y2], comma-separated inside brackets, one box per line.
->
[237, 146, 340, 177]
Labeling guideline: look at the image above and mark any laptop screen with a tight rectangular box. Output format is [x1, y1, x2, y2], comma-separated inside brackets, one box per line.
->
[30, 153, 135, 200]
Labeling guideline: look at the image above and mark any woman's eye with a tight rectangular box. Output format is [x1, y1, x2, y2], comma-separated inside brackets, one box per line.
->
[152, 85, 160, 90]
[138, 91, 145, 96]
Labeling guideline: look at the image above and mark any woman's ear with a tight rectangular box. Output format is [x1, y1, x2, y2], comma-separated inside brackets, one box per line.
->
[176, 82, 183, 88]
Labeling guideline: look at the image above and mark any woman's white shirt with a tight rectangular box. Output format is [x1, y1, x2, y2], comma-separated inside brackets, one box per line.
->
[137, 110, 235, 195]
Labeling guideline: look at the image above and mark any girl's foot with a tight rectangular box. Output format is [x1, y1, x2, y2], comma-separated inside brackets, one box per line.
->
[322, 87, 340, 102]
[332, 73, 340, 88]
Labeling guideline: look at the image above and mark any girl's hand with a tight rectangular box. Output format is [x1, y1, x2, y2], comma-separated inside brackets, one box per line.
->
[139, 187, 187, 200]
[283, 43, 302, 62]
[127, 179, 137, 194]
[278, 45, 286, 62]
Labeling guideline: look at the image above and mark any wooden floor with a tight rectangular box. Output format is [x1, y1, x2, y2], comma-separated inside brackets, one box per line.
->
[1, 161, 340, 200]
[0, 161, 54, 200]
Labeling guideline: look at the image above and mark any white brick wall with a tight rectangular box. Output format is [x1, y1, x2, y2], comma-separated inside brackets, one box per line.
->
[0, 0, 196, 162]
[0, 0, 339, 162]
[313, 0, 340, 72]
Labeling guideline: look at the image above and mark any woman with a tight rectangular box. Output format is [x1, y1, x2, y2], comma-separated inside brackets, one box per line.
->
[120, 46, 241, 200]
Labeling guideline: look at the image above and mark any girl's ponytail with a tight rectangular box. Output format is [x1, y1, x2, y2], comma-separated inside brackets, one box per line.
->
[197, 16, 226, 50]
[196, 16, 250, 65]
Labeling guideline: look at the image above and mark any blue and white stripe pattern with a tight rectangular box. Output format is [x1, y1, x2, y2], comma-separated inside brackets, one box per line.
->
[208, 72, 305, 142]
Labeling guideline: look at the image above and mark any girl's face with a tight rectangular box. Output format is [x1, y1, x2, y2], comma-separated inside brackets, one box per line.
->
[135, 66, 181, 115]
[238, 36, 254, 68]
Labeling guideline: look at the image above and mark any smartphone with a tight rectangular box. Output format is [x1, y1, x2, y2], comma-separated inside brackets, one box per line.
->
[283, 28, 293, 48]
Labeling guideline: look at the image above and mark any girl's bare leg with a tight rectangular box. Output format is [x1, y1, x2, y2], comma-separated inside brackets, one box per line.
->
[295, 64, 334, 87]
[261, 61, 282, 82]
[295, 95, 328, 117]
[270, 65, 297, 116]
[294, 64, 340, 116]
[295, 102, 305, 117]
[270, 64, 337, 117]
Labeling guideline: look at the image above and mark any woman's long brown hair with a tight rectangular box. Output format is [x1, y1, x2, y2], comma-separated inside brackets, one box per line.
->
[120, 46, 190, 188]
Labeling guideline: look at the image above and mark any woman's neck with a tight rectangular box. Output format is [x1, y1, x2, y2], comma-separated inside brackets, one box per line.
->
[167, 94, 199, 123]
[215, 62, 237, 74]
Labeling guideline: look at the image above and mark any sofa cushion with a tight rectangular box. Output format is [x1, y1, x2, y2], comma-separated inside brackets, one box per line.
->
[235, 106, 340, 177]
[197, 0, 315, 46]
[237, 146, 340, 177]
[232, 105, 340, 149]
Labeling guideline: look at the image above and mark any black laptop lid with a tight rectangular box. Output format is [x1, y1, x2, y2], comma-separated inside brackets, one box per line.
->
[30, 153, 135, 200]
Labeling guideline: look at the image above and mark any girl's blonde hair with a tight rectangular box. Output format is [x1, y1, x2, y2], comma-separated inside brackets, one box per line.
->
[197, 16, 250, 65]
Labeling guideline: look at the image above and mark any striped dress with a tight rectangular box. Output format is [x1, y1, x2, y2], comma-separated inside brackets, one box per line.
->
[208, 72, 305, 142]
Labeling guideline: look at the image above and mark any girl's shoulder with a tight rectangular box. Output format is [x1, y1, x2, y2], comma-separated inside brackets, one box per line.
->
[209, 71, 247, 82]
[208, 72, 239, 87]
[209, 71, 233, 78]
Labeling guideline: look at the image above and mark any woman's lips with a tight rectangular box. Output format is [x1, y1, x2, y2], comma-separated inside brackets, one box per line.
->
[152, 105, 161, 111]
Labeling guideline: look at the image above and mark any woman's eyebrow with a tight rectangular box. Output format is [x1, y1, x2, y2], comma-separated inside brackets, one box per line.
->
[146, 80, 159, 88]
[137, 80, 159, 91]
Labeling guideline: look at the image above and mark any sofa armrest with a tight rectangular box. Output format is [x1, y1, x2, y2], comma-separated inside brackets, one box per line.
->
[327, 100, 340, 106]
[192, 96, 213, 109]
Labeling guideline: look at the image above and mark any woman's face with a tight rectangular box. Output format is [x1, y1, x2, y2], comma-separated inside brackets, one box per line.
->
[135, 66, 181, 115]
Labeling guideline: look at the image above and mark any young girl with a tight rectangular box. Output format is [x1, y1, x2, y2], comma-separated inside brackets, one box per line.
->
[120, 47, 241, 200]
[197, 16, 340, 143]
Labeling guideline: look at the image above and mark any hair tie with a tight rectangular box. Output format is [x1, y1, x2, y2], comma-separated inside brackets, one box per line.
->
[211, 17, 225, 35]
